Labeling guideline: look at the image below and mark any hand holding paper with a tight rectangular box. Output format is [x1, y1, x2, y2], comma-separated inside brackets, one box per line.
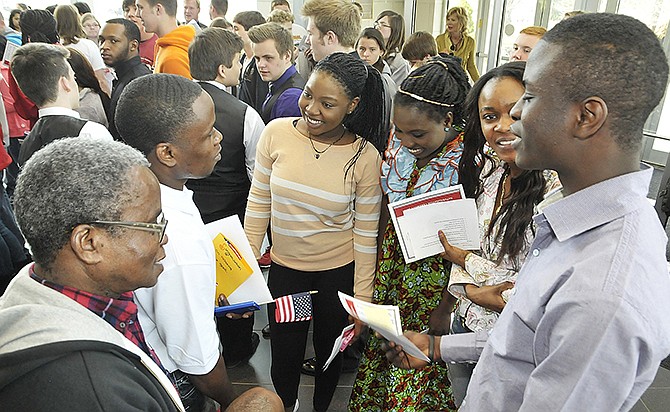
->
[387, 185, 479, 263]
[337, 292, 429, 362]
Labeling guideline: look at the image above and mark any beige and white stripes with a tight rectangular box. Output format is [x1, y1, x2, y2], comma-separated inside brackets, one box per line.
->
[244, 118, 382, 301]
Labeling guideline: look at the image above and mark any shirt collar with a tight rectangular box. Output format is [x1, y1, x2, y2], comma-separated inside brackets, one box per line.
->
[111, 55, 142, 79]
[160, 183, 197, 214]
[537, 165, 653, 242]
[29, 266, 137, 326]
[201, 80, 230, 93]
[38, 107, 80, 119]
[269, 65, 298, 90]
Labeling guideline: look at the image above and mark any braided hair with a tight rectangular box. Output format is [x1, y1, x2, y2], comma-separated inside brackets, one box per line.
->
[313, 52, 387, 154]
[20, 9, 59, 45]
[394, 54, 470, 129]
[459, 61, 547, 266]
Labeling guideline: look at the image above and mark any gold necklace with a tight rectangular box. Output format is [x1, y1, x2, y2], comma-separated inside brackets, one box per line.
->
[308, 128, 347, 159]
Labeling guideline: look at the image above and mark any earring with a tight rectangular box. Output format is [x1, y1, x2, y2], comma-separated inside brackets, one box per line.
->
[444, 126, 450, 132]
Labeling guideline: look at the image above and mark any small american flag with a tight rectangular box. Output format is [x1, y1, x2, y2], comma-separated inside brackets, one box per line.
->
[274, 292, 313, 323]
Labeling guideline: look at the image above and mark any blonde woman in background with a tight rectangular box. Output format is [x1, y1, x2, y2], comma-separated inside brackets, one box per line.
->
[436, 6, 480, 81]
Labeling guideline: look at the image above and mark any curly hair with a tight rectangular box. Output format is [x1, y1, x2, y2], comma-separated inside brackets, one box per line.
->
[14, 137, 149, 270]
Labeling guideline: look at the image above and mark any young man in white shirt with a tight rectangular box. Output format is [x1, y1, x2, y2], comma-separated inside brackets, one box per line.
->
[116, 73, 283, 412]
[187, 27, 265, 368]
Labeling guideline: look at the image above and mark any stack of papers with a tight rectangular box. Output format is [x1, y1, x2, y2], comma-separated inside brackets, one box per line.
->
[388, 185, 479, 263]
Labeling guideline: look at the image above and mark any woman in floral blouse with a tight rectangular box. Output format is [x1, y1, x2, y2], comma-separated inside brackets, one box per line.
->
[439, 61, 561, 405]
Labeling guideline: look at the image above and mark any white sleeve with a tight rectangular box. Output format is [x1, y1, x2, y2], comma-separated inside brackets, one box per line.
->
[135, 221, 221, 375]
[440, 330, 489, 363]
[83, 39, 106, 71]
[243, 106, 265, 181]
[80, 121, 113, 140]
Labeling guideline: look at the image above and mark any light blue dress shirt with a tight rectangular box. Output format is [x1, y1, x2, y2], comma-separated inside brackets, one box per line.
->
[442, 165, 670, 411]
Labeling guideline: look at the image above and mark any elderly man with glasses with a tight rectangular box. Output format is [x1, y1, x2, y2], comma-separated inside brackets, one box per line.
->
[0, 137, 182, 410]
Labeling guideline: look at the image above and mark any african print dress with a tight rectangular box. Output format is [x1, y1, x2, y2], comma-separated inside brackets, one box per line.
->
[348, 133, 462, 412]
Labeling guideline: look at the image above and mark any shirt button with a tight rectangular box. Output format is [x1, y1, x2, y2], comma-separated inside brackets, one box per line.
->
[532, 249, 540, 257]
[119, 322, 126, 328]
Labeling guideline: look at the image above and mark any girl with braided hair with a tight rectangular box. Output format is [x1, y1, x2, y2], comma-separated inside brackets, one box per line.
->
[349, 54, 470, 411]
[439, 61, 560, 405]
[244, 52, 386, 412]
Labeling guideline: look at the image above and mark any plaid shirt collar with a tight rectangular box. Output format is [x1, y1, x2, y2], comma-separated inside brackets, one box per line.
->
[29, 265, 154, 358]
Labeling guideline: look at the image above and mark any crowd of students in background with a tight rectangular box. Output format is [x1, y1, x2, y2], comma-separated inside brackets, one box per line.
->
[0, 2, 669, 412]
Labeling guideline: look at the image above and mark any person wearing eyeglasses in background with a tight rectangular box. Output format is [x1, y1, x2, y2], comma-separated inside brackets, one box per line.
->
[435, 6, 480, 82]
[81, 12, 100, 43]
[373, 10, 410, 86]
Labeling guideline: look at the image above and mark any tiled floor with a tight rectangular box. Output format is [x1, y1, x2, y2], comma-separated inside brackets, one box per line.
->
[226, 301, 670, 411]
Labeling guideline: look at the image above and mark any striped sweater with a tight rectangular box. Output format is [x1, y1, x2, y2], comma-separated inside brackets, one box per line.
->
[244, 118, 382, 301]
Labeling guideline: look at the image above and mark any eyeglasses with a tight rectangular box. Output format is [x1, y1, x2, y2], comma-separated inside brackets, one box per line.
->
[90, 212, 168, 242]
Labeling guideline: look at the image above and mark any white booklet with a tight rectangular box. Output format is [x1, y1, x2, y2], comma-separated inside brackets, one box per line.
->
[388, 185, 480, 263]
[337, 292, 429, 362]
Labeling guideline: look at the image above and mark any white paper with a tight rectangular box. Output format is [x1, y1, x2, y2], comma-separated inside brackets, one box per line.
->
[388, 185, 479, 263]
[337, 292, 430, 363]
[338, 292, 402, 336]
[205, 216, 273, 305]
[323, 324, 355, 371]
[403, 199, 479, 259]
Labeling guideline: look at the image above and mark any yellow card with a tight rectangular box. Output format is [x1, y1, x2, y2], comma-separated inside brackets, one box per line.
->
[213, 233, 254, 304]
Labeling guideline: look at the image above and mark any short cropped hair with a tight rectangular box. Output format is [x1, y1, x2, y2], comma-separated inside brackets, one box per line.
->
[402, 31, 437, 61]
[73, 2, 91, 15]
[271, 0, 291, 11]
[520, 25, 546, 37]
[302, 0, 361, 48]
[542, 13, 669, 151]
[115, 73, 204, 155]
[248, 23, 292, 59]
[266, 10, 294, 26]
[447, 6, 469, 35]
[14, 137, 149, 269]
[11, 43, 70, 106]
[233, 11, 265, 31]
[211, 0, 228, 15]
[143, 0, 177, 17]
[210, 17, 232, 29]
[122, 0, 135, 11]
[105, 18, 141, 44]
[189, 27, 243, 80]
